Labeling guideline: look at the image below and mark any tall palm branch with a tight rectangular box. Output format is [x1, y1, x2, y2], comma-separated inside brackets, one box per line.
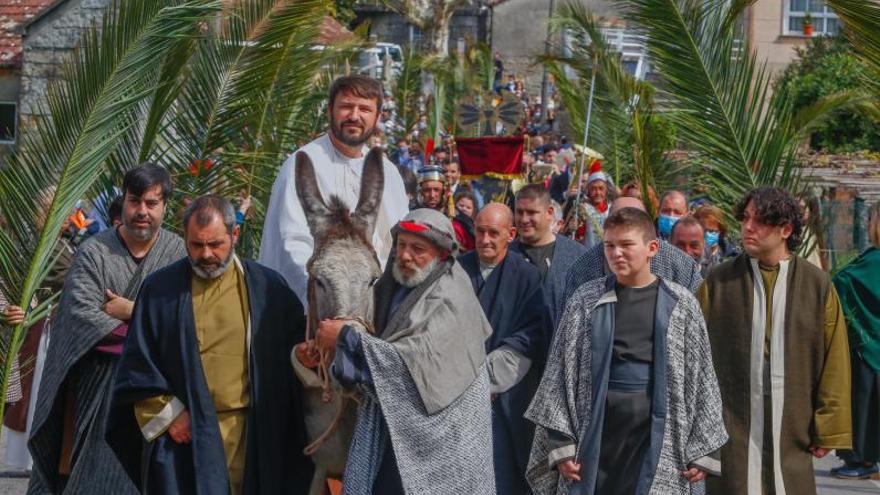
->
[393, 48, 423, 138]
[619, 0, 859, 213]
[0, 0, 222, 420]
[152, 0, 329, 255]
[545, 3, 677, 216]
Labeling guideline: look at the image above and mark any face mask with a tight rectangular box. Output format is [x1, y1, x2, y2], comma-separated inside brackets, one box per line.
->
[657, 215, 680, 237]
[705, 230, 720, 247]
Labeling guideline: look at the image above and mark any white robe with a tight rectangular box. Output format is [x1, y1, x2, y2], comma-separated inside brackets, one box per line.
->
[3, 325, 49, 471]
[259, 133, 409, 305]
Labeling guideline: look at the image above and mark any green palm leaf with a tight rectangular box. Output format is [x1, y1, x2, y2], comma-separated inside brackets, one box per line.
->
[151, 0, 329, 253]
[618, 0, 859, 213]
[825, 0, 880, 91]
[0, 0, 221, 420]
[394, 48, 423, 138]
[545, 3, 678, 216]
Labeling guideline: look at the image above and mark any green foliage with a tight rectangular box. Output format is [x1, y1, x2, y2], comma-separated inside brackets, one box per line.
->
[331, 0, 359, 25]
[392, 48, 423, 139]
[776, 35, 880, 152]
[824, 0, 880, 95]
[546, 3, 679, 216]
[615, 0, 859, 217]
[0, 0, 332, 420]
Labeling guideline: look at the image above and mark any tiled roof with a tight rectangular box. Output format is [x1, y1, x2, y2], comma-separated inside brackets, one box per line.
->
[318, 15, 354, 44]
[0, 0, 60, 68]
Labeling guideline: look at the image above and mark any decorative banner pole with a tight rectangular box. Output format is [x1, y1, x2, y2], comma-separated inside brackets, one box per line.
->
[570, 53, 598, 239]
[454, 90, 525, 204]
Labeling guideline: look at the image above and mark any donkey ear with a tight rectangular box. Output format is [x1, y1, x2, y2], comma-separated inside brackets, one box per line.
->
[352, 147, 385, 237]
[294, 152, 332, 239]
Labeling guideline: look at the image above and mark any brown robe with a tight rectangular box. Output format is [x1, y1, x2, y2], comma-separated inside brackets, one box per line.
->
[699, 254, 851, 494]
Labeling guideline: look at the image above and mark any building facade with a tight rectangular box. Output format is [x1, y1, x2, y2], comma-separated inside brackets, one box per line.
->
[0, 0, 58, 148]
[745, 0, 841, 73]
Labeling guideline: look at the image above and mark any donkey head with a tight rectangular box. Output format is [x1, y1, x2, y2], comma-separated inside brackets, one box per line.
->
[295, 148, 385, 324]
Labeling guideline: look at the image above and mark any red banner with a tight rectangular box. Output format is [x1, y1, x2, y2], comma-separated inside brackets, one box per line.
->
[455, 136, 524, 179]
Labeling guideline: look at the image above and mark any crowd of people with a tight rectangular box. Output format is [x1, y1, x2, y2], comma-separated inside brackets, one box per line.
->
[0, 73, 876, 495]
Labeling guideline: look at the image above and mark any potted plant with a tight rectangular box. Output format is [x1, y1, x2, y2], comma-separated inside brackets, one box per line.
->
[803, 11, 814, 36]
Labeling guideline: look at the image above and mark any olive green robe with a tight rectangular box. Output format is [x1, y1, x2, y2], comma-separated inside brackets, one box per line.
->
[698, 254, 851, 495]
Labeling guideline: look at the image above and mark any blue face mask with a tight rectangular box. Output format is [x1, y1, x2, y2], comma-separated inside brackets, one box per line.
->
[704, 230, 720, 247]
[658, 215, 680, 237]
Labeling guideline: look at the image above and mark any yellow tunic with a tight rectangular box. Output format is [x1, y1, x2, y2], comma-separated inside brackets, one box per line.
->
[135, 263, 251, 494]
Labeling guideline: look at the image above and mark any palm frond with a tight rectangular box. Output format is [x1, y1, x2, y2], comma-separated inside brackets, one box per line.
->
[152, 0, 328, 251]
[0, 0, 221, 420]
[546, 3, 677, 215]
[825, 0, 880, 92]
[393, 48, 423, 137]
[618, 0, 859, 212]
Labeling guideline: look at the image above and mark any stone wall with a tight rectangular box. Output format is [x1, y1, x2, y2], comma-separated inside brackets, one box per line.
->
[355, 6, 488, 53]
[19, 0, 112, 124]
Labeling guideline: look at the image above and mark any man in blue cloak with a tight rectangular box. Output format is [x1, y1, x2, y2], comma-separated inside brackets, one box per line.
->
[459, 203, 552, 494]
[107, 195, 314, 494]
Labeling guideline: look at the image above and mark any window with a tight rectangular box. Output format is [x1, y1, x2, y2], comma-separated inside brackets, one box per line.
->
[784, 0, 841, 36]
[0, 103, 15, 144]
[408, 24, 423, 48]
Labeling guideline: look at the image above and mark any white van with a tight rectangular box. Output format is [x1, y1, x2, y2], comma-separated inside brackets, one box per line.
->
[356, 42, 403, 79]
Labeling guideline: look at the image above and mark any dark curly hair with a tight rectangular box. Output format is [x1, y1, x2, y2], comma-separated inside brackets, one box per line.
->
[734, 187, 803, 252]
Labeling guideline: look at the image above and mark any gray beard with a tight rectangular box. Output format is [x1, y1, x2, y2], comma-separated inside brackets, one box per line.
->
[392, 257, 439, 288]
[189, 251, 235, 280]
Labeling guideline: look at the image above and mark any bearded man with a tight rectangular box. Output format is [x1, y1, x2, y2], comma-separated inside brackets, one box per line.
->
[28, 164, 186, 494]
[316, 209, 495, 494]
[260, 75, 409, 306]
[107, 196, 313, 494]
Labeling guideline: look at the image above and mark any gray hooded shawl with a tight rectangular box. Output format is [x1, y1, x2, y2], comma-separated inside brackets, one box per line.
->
[342, 258, 495, 494]
[28, 227, 184, 494]
[526, 276, 727, 495]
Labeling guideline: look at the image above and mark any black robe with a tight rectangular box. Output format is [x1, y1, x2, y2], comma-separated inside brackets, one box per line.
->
[458, 250, 551, 494]
[106, 258, 314, 495]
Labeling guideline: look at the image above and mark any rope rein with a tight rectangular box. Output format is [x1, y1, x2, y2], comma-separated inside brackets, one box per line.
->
[301, 280, 375, 456]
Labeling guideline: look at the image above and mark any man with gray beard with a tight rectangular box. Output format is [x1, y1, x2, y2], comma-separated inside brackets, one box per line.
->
[107, 195, 313, 494]
[28, 164, 186, 494]
[316, 208, 496, 494]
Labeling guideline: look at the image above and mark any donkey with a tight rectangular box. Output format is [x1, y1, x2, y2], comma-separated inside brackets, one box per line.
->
[290, 147, 385, 495]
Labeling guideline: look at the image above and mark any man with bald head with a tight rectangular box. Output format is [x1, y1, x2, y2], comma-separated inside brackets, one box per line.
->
[459, 203, 551, 495]
[560, 196, 704, 318]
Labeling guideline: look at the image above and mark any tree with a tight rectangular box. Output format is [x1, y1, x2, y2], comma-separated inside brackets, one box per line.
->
[824, 1, 880, 114]
[776, 35, 880, 152]
[381, 0, 468, 56]
[615, 0, 859, 215]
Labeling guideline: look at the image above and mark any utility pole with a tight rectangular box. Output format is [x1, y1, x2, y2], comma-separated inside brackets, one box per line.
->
[539, 0, 557, 130]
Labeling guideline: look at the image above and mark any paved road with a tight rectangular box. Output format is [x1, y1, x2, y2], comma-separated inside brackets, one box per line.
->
[815, 454, 880, 495]
[0, 447, 876, 493]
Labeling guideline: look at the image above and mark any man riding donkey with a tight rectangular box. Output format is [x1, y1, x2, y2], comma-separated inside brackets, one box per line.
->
[260, 75, 408, 493]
